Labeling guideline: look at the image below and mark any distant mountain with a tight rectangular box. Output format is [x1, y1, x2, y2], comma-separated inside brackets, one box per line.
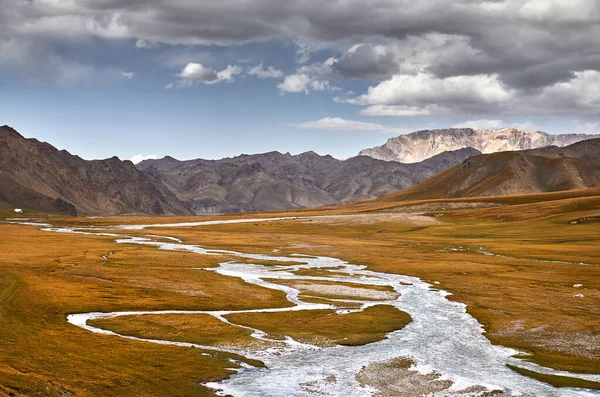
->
[138, 147, 481, 213]
[359, 128, 596, 163]
[0, 126, 192, 216]
[12, 123, 591, 216]
[384, 139, 600, 201]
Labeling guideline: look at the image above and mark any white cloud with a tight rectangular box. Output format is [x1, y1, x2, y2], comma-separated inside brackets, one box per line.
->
[247, 63, 284, 79]
[357, 105, 433, 117]
[342, 69, 600, 117]
[452, 119, 539, 131]
[173, 62, 243, 87]
[293, 117, 410, 134]
[130, 154, 159, 164]
[278, 74, 311, 94]
[279, 57, 340, 94]
[572, 122, 600, 134]
[120, 71, 135, 79]
[522, 70, 600, 115]
[310, 80, 341, 92]
[346, 73, 512, 111]
[217, 64, 243, 82]
[135, 39, 159, 49]
[177, 63, 219, 84]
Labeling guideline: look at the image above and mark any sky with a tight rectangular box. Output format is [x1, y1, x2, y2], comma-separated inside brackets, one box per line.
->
[1, 1, 599, 162]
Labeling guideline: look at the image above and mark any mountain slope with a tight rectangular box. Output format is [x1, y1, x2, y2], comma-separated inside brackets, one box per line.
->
[359, 128, 596, 163]
[0, 126, 192, 216]
[138, 147, 481, 213]
[385, 139, 600, 201]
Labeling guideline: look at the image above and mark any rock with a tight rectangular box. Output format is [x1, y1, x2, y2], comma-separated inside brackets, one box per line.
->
[137, 147, 478, 214]
[573, 284, 583, 288]
[433, 281, 440, 285]
[398, 280, 413, 286]
[0, 126, 192, 216]
[359, 128, 595, 163]
[574, 294, 585, 298]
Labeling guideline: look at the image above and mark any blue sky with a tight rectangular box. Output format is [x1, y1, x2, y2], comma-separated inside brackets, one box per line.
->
[1, 1, 599, 162]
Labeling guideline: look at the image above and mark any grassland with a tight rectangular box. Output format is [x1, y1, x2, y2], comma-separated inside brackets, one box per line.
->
[0, 224, 290, 396]
[90, 305, 411, 349]
[1, 189, 599, 395]
[225, 305, 411, 346]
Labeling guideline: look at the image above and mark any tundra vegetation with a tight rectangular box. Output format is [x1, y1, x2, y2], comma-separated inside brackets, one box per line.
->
[0, 188, 599, 395]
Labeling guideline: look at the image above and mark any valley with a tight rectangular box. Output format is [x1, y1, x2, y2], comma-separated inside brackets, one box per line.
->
[1, 189, 599, 396]
[4, 2, 600, 395]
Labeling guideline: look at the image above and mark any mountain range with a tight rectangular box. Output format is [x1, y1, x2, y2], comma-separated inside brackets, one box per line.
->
[387, 139, 600, 201]
[359, 128, 595, 163]
[1, 125, 598, 216]
[137, 147, 479, 213]
[0, 126, 192, 216]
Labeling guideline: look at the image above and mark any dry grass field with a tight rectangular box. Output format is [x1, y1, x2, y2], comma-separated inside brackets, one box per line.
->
[1, 188, 599, 395]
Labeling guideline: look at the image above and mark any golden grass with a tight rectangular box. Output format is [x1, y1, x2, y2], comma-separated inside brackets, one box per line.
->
[507, 365, 600, 390]
[1, 189, 600, 395]
[0, 225, 290, 396]
[89, 313, 264, 352]
[127, 205, 600, 374]
[225, 305, 411, 346]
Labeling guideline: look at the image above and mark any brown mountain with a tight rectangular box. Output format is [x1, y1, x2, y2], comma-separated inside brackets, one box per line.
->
[137, 147, 481, 213]
[386, 139, 600, 201]
[0, 126, 192, 216]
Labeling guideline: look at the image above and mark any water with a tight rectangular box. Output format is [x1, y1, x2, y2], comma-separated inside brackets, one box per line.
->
[9, 218, 598, 396]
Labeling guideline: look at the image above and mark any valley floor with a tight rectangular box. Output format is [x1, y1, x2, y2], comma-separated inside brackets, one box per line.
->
[0, 191, 599, 396]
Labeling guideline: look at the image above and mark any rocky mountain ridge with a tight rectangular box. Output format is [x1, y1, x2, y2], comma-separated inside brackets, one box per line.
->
[385, 138, 600, 201]
[359, 128, 596, 163]
[4, 124, 597, 216]
[0, 126, 192, 216]
[138, 147, 481, 214]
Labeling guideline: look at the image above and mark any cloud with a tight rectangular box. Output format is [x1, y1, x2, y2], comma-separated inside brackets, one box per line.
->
[217, 65, 243, 82]
[333, 44, 400, 81]
[135, 39, 159, 49]
[173, 63, 242, 87]
[573, 122, 600, 134]
[279, 57, 340, 94]
[247, 63, 284, 79]
[120, 71, 135, 79]
[357, 105, 433, 117]
[341, 72, 512, 115]
[293, 117, 410, 134]
[278, 74, 311, 94]
[296, 44, 312, 64]
[177, 63, 219, 84]
[452, 119, 539, 131]
[130, 154, 159, 164]
[1, 0, 600, 116]
[310, 80, 341, 92]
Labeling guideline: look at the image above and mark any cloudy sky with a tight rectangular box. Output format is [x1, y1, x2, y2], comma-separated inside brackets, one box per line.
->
[1, 0, 599, 161]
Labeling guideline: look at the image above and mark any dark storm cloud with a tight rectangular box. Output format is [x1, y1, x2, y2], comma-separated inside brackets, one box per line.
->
[332, 44, 400, 81]
[2, 0, 600, 113]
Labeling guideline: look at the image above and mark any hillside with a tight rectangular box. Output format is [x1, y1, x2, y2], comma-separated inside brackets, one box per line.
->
[138, 147, 481, 213]
[359, 128, 595, 163]
[0, 126, 192, 216]
[381, 139, 600, 201]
